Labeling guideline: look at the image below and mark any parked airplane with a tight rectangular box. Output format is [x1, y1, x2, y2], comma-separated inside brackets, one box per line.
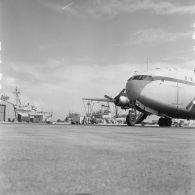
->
[84, 67, 195, 127]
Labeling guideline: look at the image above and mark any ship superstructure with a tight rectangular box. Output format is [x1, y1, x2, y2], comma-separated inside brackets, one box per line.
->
[13, 87, 52, 123]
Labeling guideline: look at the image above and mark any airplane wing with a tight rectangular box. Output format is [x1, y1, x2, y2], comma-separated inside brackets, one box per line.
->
[82, 89, 125, 104]
[82, 98, 112, 102]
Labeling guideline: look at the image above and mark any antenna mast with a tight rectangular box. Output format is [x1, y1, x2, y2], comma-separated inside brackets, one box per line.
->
[13, 87, 21, 107]
[147, 57, 149, 71]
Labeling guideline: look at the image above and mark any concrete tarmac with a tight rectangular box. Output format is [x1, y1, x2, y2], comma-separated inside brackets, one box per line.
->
[0, 124, 195, 195]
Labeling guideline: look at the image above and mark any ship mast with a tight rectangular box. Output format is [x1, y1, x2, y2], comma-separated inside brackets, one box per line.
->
[13, 87, 21, 107]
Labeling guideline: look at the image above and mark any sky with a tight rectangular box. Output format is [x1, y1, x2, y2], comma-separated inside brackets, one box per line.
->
[0, 0, 195, 118]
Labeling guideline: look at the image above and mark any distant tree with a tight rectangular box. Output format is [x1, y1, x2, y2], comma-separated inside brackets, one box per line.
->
[57, 119, 62, 122]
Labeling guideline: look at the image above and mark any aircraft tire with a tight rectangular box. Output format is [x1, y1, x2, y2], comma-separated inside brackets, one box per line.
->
[158, 117, 172, 127]
[158, 118, 164, 126]
[126, 114, 136, 126]
[166, 118, 172, 127]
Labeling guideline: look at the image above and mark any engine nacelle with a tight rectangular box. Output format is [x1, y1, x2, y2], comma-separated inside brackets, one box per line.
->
[119, 95, 129, 105]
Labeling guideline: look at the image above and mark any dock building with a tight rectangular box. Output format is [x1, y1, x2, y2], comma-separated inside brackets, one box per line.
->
[0, 100, 16, 122]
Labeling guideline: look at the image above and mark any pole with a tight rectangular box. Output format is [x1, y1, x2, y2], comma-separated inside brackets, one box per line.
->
[147, 57, 149, 72]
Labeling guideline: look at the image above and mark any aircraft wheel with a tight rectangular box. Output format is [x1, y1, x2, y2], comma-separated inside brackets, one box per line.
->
[158, 118, 164, 126]
[166, 118, 172, 126]
[126, 113, 136, 126]
[158, 117, 172, 127]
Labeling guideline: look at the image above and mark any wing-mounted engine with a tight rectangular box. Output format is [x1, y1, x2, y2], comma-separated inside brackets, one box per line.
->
[104, 89, 131, 109]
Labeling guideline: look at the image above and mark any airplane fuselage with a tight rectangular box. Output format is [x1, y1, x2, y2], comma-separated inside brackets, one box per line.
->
[126, 68, 195, 120]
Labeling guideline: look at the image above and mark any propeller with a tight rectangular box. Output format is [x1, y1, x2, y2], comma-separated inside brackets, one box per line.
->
[114, 89, 125, 100]
[104, 89, 127, 106]
[104, 95, 114, 102]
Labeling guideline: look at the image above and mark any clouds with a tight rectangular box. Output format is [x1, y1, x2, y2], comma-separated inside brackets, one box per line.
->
[128, 29, 191, 46]
[1, 60, 143, 114]
[94, 0, 195, 17]
[39, 0, 195, 17]
[3, 0, 193, 65]
[126, 0, 195, 15]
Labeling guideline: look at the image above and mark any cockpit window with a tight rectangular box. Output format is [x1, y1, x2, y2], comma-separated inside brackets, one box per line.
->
[128, 75, 153, 81]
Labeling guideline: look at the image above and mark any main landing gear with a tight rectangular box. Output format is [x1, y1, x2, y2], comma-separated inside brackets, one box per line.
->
[158, 117, 172, 127]
[126, 109, 148, 126]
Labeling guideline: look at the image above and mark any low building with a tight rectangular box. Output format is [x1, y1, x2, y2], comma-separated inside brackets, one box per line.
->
[29, 114, 43, 123]
[17, 112, 30, 122]
[0, 100, 16, 122]
[16, 107, 44, 123]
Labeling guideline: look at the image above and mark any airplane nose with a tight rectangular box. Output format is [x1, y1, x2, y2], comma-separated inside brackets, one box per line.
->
[126, 80, 140, 100]
[126, 80, 149, 101]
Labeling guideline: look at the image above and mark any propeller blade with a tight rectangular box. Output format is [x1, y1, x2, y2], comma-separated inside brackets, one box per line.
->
[115, 89, 125, 99]
[118, 88, 125, 96]
[104, 89, 126, 105]
[104, 95, 114, 102]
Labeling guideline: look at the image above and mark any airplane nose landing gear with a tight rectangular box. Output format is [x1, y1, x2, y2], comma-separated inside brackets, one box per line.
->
[126, 109, 148, 126]
[126, 110, 136, 126]
[158, 117, 172, 127]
